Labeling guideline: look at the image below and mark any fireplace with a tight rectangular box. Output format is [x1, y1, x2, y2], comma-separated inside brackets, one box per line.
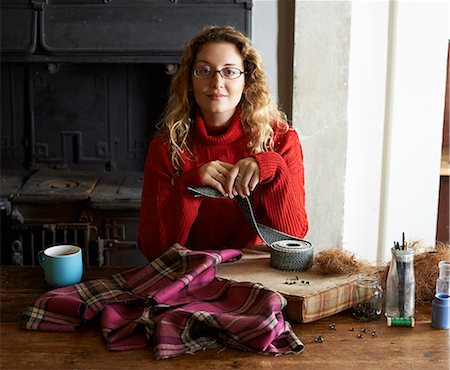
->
[0, 0, 252, 266]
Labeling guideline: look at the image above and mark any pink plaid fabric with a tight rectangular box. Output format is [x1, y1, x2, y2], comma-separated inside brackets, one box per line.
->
[20, 245, 304, 359]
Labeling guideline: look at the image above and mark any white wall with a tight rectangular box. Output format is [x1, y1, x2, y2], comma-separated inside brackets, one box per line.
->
[292, 0, 448, 263]
[344, 0, 449, 263]
[343, 1, 390, 263]
[292, 1, 352, 252]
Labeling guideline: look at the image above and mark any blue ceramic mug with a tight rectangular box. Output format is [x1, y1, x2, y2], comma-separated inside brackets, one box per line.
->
[38, 245, 83, 288]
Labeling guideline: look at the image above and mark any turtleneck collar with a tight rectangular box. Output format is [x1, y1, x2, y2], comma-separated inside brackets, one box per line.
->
[193, 110, 245, 145]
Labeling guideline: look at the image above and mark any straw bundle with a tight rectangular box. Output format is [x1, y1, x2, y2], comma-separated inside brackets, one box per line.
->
[312, 246, 367, 275]
[412, 242, 450, 303]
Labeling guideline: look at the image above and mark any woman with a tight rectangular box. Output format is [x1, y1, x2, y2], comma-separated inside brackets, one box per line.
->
[138, 25, 308, 261]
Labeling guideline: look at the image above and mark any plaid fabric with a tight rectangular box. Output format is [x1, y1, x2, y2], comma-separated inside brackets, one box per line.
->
[20, 244, 304, 359]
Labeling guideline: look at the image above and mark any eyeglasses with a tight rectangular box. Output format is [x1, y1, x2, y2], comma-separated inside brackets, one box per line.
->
[192, 66, 245, 80]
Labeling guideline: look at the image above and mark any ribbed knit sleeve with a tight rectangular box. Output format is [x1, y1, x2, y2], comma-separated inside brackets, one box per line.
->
[137, 136, 204, 261]
[252, 128, 308, 238]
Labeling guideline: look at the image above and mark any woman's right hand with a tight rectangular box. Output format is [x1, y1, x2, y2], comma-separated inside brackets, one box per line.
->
[199, 160, 234, 196]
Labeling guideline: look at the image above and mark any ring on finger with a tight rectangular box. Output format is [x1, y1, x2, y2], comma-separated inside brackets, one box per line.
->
[236, 173, 242, 180]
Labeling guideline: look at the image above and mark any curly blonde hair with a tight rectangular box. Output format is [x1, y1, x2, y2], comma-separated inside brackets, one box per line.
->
[158, 25, 289, 170]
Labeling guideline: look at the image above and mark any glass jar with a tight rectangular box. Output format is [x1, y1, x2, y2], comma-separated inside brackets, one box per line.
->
[385, 247, 415, 318]
[436, 260, 450, 295]
[352, 274, 383, 321]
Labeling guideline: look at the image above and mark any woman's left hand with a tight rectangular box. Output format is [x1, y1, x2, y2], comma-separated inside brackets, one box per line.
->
[224, 157, 260, 199]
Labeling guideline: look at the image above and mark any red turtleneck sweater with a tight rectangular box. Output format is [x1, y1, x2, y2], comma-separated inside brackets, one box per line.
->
[137, 113, 308, 261]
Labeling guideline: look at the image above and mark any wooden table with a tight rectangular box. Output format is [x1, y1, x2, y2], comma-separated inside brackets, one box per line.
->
[1, 266, 449, 369]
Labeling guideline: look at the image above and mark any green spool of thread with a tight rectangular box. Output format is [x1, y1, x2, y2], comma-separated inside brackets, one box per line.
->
[386, 317, 415, 327]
